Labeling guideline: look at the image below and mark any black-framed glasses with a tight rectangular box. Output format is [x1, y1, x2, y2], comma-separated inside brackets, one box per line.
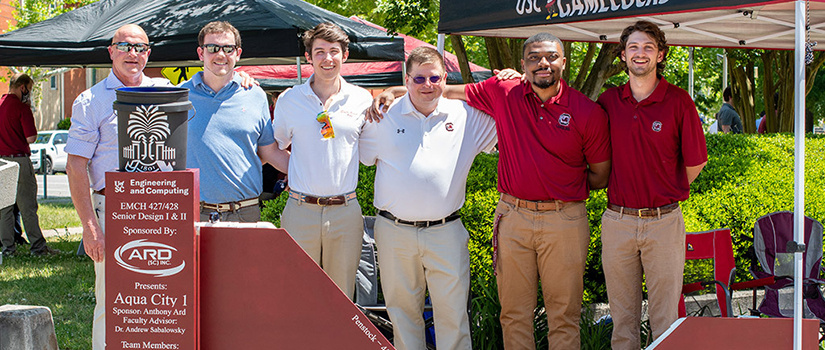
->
[409, 75, 443, 84]
[110, 42, 151, 53]
[202, 44, 238, 54]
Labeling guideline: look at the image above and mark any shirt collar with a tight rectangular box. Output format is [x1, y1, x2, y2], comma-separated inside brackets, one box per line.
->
[520, 78, 569, 107]
[300, 74, 349, 98]
[398, 94, 447, 119]
[620, 75, 670, 104]
[190, 71, 241, 94]
[104, 71, 152, 90]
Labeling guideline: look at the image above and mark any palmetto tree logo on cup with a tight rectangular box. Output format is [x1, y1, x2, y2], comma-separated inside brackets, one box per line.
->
[122, 105, 176, 172]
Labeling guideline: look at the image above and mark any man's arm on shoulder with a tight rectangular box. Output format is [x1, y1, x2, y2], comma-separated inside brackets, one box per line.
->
[587, 160, 611, 190]
[258, 143, 289, 173]
[443, 84, 468, 100]
[687, 162, 706, 184]
[365, 86, 407, 122]
[66, 154, 105, 262]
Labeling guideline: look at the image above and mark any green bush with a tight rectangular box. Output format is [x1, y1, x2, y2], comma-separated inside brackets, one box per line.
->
[56, 118, 71, 130]
[261, 133, 825, 347]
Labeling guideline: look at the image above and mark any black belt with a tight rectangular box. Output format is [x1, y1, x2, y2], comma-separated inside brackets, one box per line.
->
[0, 154, 29, 158]
[378, 210, 461, 228]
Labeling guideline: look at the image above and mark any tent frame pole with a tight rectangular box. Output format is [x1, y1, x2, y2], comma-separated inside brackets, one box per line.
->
[793, 1, 805, 350]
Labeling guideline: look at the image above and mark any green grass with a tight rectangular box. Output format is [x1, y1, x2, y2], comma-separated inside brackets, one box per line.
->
[37, 197, 81, 230]
[0, 235, 94, 350]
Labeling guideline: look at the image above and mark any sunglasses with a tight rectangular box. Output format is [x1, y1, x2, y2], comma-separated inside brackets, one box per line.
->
[202, 44, 238, 54]
[316, 111, 335, 139]
[110, 42, 151, 53]
[410, 75, 443, 84]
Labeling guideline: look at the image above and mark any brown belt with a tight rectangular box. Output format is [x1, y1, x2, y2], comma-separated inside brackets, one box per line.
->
[289, 190, 357, 206]
[500, 193, 576, 211]
[93, 188, 106, 196]
[200, 198, 259, 212]
[607, 202, 680, 218]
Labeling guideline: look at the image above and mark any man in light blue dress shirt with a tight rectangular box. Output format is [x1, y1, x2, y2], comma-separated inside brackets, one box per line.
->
[181, 21, 288, 222]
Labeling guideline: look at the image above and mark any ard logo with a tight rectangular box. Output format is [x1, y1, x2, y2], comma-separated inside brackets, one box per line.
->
[114, 239, 185, 277]
[122, 105, 176, 172]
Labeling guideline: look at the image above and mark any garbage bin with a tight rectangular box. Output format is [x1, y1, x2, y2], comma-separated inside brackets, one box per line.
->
[114, 87, 192, 172]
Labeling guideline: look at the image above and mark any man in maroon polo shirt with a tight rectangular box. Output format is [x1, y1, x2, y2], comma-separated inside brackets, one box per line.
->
[370, 33, 611, 350]
[0, 73, 59, 256]
[596, 21, 707, 349]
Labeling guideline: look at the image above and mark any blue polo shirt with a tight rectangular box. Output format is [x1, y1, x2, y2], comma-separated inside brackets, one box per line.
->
[182, 72, 274, 203]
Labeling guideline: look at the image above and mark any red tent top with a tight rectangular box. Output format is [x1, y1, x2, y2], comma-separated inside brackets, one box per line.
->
[237, 16, 488, 81]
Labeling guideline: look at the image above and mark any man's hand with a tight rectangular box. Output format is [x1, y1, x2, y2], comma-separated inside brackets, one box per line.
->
[83, 222, 106, 262]
[67, 154, 105, 262]
[236, 70, 259, 89]
[366, 86, 407, 123]
[494, 68, 523, 81]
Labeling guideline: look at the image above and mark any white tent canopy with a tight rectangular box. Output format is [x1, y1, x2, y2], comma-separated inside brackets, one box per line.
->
[438, 1, 821, 349]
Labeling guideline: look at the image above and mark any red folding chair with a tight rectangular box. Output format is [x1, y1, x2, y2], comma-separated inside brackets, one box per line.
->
[679, 229, 737, 317]
[679, 228, 775, 318]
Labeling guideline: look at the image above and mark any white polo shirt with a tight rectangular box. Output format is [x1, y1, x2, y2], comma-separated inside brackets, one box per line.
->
[273, 75, 372, 196]
[360, 94, 497, 221]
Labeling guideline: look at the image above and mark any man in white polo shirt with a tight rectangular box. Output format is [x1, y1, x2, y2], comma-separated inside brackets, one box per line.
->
[359, 46, 497, 350]
[273, 22, 373, 300]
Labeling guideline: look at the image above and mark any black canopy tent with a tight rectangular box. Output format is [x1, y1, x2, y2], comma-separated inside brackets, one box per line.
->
[438, 0, 824, 348]
[0, 0, 404, 68]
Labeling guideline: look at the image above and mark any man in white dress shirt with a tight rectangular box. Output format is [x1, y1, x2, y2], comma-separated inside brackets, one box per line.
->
[359, 46, 497, 350]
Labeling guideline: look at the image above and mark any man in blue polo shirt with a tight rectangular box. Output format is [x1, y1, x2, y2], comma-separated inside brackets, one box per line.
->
[182, 21, 289, 222]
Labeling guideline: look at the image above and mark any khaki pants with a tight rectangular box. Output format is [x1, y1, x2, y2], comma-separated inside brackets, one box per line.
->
[494, 199, 590, 350]
[374, 215, 472, 350]
[92, 193, 105, 350]
[0, 156, 46, 253]
[601, 208, 685, 350]
[281, 197, 363, 300]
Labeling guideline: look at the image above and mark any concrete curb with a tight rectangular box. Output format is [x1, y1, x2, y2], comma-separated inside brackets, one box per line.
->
[42, 226, 84, 239]
[588, 289, 767, 322]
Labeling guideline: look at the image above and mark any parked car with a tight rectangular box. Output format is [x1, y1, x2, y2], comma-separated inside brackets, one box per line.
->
[29, 130, 69, 174]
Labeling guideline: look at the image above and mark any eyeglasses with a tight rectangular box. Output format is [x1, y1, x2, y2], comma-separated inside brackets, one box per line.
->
[409, 75, 443, 84]
[316, 111, 335, 139]
[110, 42, 151, 53]
[202, 44, 238, 54]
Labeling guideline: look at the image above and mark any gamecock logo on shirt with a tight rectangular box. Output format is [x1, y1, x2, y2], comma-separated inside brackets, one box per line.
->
[445, 122, 454, 131]
[558, 113, 571, 126]
[652, 121, 663, 132]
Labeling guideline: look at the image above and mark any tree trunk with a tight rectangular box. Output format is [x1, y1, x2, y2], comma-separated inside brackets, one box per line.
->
[450, 35, 474, 83]
[760, 50, 777, 133]
[777, 51, 794, 132]
[485, 37, 506, 71]
[726, 49, 757, 133]
[579, 43, 621, 100]
[742, 61, 757, 133]
[508, 38, 523, 70]
[571, 42, 598, 91]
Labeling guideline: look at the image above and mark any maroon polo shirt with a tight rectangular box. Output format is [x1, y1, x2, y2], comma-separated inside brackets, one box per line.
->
[465, 78, 610, 202]
[597, 77, 708, 209]
[0, 94, 36, 156]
